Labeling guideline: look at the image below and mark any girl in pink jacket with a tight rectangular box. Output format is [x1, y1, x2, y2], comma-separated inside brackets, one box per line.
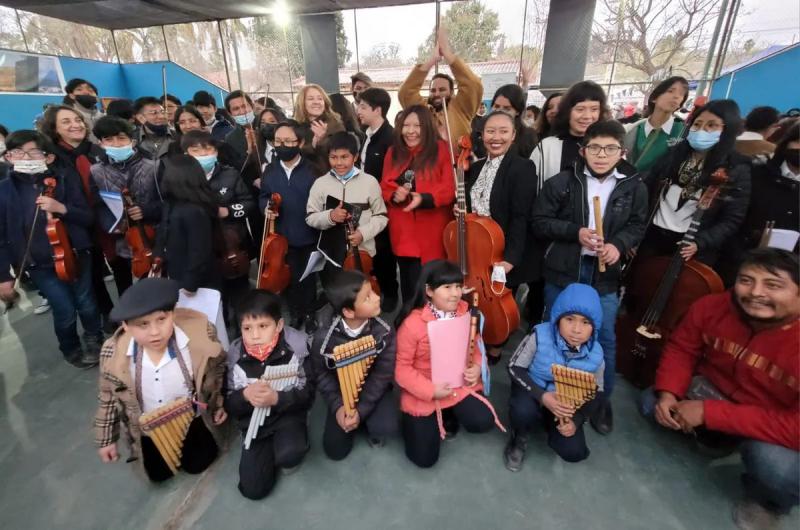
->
[394, 260, 504, 468]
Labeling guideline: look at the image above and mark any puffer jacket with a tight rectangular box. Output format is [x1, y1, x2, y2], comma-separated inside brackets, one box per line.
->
[207, 163, 256, 252]
[528, 283, 605, 391]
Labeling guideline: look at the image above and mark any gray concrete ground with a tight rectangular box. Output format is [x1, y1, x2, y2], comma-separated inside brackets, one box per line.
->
[1, 285, 797, 530]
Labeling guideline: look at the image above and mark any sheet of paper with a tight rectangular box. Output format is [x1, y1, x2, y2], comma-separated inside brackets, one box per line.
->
[176, 287, 229, 350]
[299, 250, 327, 282]
[766, 229, 800, 251]
[98, 190, 124, 233]
[428, 313, 471, 389]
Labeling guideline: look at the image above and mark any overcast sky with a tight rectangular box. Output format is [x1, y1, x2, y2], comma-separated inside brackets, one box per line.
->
[339, 0, 799, 64]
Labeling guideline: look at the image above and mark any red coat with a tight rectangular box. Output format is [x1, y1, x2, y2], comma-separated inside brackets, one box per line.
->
[654, 291, 800, 450]
[395, 300, 484, 417]
[380, 141, 455, 262]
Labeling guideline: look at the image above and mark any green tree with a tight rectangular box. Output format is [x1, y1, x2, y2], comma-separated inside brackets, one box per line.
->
[416, 0, 503, 63]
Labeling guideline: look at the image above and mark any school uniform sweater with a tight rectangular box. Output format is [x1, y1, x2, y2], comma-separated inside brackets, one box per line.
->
[259, 158, 319, 248]
[623, 117, 685, 173]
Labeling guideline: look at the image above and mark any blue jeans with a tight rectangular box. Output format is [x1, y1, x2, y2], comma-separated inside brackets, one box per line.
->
[639, 388, 800, 514]
[28, 251, 103, 357]
[543, 257, 619, 396]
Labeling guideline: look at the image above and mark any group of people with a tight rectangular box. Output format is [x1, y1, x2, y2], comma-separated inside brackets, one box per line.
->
[0, 28, 798, 530]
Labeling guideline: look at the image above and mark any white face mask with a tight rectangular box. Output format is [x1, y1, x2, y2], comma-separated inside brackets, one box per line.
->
[0, 140, 5, 155]
[13, 159, 49, 174]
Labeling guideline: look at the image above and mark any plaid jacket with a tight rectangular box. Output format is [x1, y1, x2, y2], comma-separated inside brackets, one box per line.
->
[93, 308, 226, 463]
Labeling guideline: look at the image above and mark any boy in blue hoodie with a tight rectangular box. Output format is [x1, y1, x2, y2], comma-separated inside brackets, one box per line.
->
[504, 283, 604, 470]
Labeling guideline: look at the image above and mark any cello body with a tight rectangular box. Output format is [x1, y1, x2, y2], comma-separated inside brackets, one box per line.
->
[43, 178, 78, 282]
[256, 193, 291, 293]
[219, 224, 251, 280]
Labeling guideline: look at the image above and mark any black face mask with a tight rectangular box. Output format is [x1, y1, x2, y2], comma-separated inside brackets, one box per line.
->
[784, 148, 800, 169]
[274, 145, 301, 161]
[147, 122, 169, 136]
[260, 123, 277, 142]
[74, 94, 97, 108]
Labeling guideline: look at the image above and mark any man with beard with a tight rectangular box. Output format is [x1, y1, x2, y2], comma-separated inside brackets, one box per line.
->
[398, 27, 482, 149]
[641, 248, 799, 530]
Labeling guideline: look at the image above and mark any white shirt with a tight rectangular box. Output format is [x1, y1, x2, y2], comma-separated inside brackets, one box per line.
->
[265, 143, 275, 165]
[341, 319, 369, 338]
[128, 326, 193, 414]
[280, 159, 300, 181]
[654, 184, 700, 233]
[644, 115, 675, 137]
[737, 131, 765, 141]
[781, 161, 800, 181]
[582, 167, 624, 256]
[360, 123, 380, 163]
[470, 154, 505, 216]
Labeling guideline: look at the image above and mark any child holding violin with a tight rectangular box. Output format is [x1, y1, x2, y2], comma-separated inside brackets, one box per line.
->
[306, 131, 387, 287]
[0, 130, 104, 368]
[395, 259, 504, 468]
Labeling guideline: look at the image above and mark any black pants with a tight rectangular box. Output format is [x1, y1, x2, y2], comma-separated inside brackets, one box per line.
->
[285, 245, 318, 321]
[140, 417, 218, 482]
[396, 256, 422, 306]
[107, 255, 133, 298]
[401, 394, 494, 468]
[221, 274, 252, 335]
[373, 231, 399, 301]
[524, 279, 545, 324]
[323, 389, 399, 461]
[636, 224, 683, 260]
[90, 245, 114, 316]
[238, 420, 308, 500]
[508, 383, 597, 463]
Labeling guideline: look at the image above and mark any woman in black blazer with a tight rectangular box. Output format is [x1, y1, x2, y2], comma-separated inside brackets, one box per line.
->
[464, 111, 540, 358]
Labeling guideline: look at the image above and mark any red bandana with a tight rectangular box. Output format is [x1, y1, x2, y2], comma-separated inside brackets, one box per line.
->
[243, 335, 279, 362]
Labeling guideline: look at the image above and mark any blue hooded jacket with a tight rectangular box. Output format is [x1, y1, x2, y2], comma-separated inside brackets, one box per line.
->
[528, 283, 605, 391]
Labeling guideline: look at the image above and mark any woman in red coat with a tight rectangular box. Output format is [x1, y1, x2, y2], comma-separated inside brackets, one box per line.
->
[381, 105, 455, 305]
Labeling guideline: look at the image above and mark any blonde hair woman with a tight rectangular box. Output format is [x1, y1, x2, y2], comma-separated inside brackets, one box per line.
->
[293, 84, 345, 148]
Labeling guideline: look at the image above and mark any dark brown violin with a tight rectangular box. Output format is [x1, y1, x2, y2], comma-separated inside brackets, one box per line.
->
[43, 177, 78, 282]
[219, 224, 251, 280]
[121, 188, 156, 278]
[442, 133, 519, 345]
[342, 205, 380, 295]
[617, 168, 729, 388]
[256, 193, 290, 293]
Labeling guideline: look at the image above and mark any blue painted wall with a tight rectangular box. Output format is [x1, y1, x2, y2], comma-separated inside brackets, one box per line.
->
[710, 44, 800, 116]
[0, 54, 227, 132]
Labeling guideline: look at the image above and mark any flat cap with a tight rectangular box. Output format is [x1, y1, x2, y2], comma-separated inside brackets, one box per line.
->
[110, 277, 180, 322]
[350, 72, 372, 85]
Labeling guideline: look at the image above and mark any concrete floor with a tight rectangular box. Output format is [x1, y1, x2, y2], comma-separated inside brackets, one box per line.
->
[1, 285, 797, 530]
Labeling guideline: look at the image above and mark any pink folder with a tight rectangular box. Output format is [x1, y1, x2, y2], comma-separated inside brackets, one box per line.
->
[428, 313, 471, 388]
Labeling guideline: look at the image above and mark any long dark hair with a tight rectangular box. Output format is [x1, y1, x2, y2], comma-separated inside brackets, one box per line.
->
[552, 81, 608, 137]
[39, 105, 87, 145]
[535, 92, 563, 138]
[772, 121, 800, 168]
[329, 93, 363, 137]
[391, 105, 440, 172]
[173, 104, 206, 135]
[645, 76, 689, 117]
[161, 154, 218, 217]
[490, 84, 538, 157]
[396, 259, 463, 326]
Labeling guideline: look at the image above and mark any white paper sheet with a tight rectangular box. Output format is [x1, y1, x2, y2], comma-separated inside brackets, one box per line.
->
[299, 250, 328, 282]
[176, 287, 229, 350]
[98, 190, 124, 233]
[766, 229, 800, 251]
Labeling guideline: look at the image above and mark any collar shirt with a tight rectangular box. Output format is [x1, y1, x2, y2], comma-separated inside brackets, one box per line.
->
[341, 319, 369, 338]
[644, 115, 675, 137]
[582, 167, 624, 256]
[469, 154, 505, 216]
[280, 159, 299, 181]
[737, 131, 765, 141]
[780, 161, 800, 181]
[127, 326, 193, 413]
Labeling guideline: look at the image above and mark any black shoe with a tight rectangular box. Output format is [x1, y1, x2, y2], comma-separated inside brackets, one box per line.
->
[380, 296, 399, 314]
[65, 350, 98, 369]
[443, 415, 459, 441]
[303, 314, 318, 334]
[503, 429, 529, 472]
[590, 399, 614, 435]
[367, 436, 385, 449]
[101, 314, 117, 335]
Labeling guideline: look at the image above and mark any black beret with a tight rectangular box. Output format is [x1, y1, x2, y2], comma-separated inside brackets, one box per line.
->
[110, 278, 180, 322]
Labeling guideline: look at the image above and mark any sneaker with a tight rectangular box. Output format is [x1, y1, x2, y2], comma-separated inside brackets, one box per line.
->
[503, 429, 529, 472]
[732, 500, 779, 530]
[590, 397, 614, 435]
[34, 299, 51, 315]
[367, 437, 385, 449]
[65, 350, 98, 369]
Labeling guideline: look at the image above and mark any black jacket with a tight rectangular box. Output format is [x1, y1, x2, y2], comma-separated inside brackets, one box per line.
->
[225, 329, 315, 438]
[532, 160, 649, 294]
[208, 164, 256, 242]
[155, 201, 218, 292]
[310, 316, 396, 419]
[737, 160, 798, 250]
[465, 153, 540, 285]
[359, 120, 394, 182]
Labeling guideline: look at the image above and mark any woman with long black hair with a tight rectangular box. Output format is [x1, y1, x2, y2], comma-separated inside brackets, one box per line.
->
[533, 92, 563, 141]
[472, 84, 538, 159]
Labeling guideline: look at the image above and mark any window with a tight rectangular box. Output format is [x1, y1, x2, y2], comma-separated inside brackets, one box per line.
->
[0, 49, 65, 94]
[16, 10, 116, 62]
[114, 26, 168, 63]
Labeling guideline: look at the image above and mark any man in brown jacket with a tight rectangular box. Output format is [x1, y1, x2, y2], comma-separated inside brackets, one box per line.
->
[735, 106, 780, 161]
[399, 27, 483, 148]
[94, 278, 227, 482]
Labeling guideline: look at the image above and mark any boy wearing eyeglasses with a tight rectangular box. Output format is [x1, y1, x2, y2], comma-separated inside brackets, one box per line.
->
[531, 120, 648, 435]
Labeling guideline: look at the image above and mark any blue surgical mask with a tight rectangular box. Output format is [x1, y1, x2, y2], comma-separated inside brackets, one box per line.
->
[687, 129, 721, 151]
[234, 111, 255, 126]
[104, 143, 135, 163]
[330, 166, 359, 183]
[194, 154, 218, 174]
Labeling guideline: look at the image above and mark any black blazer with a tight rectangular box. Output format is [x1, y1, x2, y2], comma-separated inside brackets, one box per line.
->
[359, 120, 394, 182]
[156, 202, 219, 292]
[465, 153, 540, 285]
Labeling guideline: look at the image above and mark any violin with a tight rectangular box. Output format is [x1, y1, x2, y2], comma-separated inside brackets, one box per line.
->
[442, 132, 519, 345]
[256, 193, 290, 293]
[219, 224, 251, 280]
[342, 205, 381, 295]
[121, 188, 156, 278]
[617, 168, 729, 388]
[43, 177, 79, 283]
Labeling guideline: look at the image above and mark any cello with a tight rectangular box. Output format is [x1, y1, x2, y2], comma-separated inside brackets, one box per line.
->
[441, 129, 519, 346]
[43, 177, 79, 283]
[256, 193, 290, 293]
[617, 168, 729, 388]
[343, 205, 381, 295]
[219, 225, 251, 280]
[121, 188, 156, 278]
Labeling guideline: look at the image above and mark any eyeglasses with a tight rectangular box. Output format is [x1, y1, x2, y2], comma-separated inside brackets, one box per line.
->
[142, 109, 166, 117]
[584, 144, 622, 156]
[273, 139, 299, 147]
[7, 148, 46, 159]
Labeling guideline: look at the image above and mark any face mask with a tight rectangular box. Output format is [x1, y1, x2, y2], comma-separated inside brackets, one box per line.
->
[104, 144, 135, 163]
[146, 123, 169, 136]
[13, 159, 49, 174]
[0, 140, 5, 155]
[74, 94, 97, 108]
[260, 123, 277, 141]
[243, 334, 279, 362]
[194, 154, 218, 173]
[234, 111, 255, 126]
[275, 145, 301, 162]
[783, 148, 800, 168]
[687, 129, 721, 151]
[330, 166, 359, 183]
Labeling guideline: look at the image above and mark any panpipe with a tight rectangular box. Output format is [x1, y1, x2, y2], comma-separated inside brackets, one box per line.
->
[551, 364, 598, 420]
[332, 336, 378, 417]
[139, 396, 195, 474]
[244, 359, 300, 450]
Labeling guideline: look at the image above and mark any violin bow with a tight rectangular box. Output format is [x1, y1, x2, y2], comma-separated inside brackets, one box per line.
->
[6, 185, 47, 310]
